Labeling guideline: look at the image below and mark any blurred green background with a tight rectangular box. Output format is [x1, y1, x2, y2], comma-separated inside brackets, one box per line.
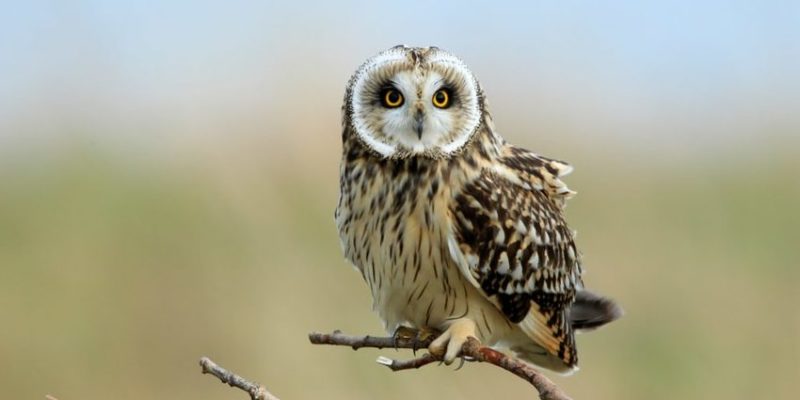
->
[1, 2, 798, 399]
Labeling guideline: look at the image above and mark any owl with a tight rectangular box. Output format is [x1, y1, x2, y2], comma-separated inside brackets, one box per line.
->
[335, 45, 621, 373]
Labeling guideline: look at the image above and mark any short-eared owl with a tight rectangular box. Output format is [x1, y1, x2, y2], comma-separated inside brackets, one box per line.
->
[336, 45, 621, 373]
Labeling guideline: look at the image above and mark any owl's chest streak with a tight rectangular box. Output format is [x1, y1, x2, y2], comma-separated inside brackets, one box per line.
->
[342, 162, 468, 325]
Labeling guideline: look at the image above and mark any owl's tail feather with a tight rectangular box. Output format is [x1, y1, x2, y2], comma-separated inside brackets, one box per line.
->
[568, 290, 623, 332]
[517, 305, 578, 373]
[512, 290, 622, 373]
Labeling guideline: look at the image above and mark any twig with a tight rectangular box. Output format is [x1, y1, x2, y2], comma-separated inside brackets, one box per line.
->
[308, 329, 437, 350]
[376, 353, 439, 370]
[199, 357, 280, 400]
[309, 330, 573, 400]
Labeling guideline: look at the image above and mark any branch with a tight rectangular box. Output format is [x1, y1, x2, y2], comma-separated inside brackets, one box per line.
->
[200, 331, 571, 400]
[308, 330, 572, 400]
[199, 357, 280, 400]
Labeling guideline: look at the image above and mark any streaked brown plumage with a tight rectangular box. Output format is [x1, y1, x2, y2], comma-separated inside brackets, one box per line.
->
[335, 46, 621, 373]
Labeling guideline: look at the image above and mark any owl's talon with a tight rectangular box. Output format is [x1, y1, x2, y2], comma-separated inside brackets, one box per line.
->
[454, 356, 466, 371]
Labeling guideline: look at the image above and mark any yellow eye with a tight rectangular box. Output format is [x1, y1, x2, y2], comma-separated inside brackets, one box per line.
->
[382, 89, 404, 108]
[432, 89, 450, 108]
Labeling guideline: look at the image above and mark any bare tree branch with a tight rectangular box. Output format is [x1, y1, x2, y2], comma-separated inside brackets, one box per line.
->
[308, 329, 437, 350]
[200, 330, 572, 400]
[376, 353, 439, 370]
[199, 357, 280, 400]
[308, 330, 573, 400]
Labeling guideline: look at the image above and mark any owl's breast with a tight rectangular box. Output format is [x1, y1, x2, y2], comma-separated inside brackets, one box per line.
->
[336, 157, 456, 326]
[335, 154, 504, 337]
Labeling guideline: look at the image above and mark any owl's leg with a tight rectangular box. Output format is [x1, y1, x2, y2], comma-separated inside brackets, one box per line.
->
[428, 318, 478, 364]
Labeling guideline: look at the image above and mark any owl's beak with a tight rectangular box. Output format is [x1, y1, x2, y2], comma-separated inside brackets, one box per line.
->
[414, 111, 424, 139]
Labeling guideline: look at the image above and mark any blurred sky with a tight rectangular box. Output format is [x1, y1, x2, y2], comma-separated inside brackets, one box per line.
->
[1, 0, 798, 164]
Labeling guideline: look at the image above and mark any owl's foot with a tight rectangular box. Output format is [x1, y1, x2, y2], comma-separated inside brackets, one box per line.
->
[392, 326, 441, 353]
[392, 326, 418, 342]
[416, 326, 441, 343]
[428, 318, 478, 365]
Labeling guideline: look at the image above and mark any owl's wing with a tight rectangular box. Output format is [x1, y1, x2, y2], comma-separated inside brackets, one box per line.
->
[447, 145, 583, 368]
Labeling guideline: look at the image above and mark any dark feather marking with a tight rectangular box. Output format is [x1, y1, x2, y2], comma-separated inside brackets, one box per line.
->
[447, 288, 457, 315]
[415, 280, 430, 300]
[391, 160, 403, 178]
[397, 229, 404, 250]
[456, 283, 470, 319]
[428, 179, 439, 200]
[405, 285, 416, 305]
[441, 266, 450, 294]
[401, 251, 408, 277]
[424, 208, 430, 227]
[424, 299, 434, 326]
[412, 255, 423, 283]
[392, 213, 402, 233]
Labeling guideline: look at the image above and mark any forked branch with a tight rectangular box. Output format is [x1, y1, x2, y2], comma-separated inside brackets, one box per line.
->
[308, 330, 572, 400]
[200, 330, 572, 400]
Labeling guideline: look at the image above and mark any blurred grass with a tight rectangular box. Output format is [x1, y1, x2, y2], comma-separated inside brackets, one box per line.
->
[0, 140, 798, 400]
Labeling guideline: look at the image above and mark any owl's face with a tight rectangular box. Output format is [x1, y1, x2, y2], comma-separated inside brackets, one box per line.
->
[346, 46, 483, 158]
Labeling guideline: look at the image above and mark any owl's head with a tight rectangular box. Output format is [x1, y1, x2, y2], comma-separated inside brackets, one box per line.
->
[344, 45, 484, 158]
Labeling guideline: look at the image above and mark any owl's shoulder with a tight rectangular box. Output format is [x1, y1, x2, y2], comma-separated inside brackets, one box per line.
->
[493, 145, 576, 208]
